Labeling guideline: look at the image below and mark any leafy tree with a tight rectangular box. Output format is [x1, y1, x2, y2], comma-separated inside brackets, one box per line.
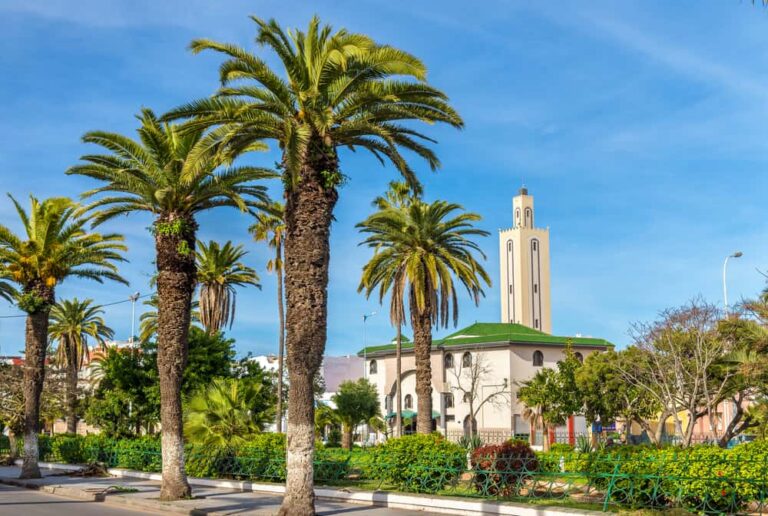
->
[49, 298, 114, 433]
[195, 240, 260, 334]
[250, 202, 286, 432]
[332, 379, 380, 449]
[184, 376, 275, 447]
[165, 15, 462, 513]
[575, 349, 659, 444]
[68, 109, 273, 499]
[0, 363, 66, 459]
[85, 345, 159, 438]
[358, 199, 490, 434]
[0, 195, 126, 478]
[517, 346, 583, 451]
[181, 326, 236, 396]
[618, 300, 734, 446]
[87, 328, 237, 438]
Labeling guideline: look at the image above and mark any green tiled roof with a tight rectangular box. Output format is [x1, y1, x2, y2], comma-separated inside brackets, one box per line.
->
[358, 322, 613, 356]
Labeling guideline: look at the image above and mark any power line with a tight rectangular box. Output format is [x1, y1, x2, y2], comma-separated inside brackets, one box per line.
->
[0, 292, 155, 319]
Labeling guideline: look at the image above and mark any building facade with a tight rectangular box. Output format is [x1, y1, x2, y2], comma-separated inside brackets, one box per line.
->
[361, 323, 612, 442]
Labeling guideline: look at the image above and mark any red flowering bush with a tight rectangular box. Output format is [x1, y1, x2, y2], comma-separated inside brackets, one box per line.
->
[470, 439, 538, 496]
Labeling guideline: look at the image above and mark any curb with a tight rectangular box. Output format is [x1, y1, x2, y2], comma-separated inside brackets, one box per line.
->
[5, 461, 605, 516]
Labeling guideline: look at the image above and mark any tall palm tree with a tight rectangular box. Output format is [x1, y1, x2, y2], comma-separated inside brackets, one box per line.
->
[360, 181, 416, 437]
[67, 109, 273, 500]
[250, 202, 286, 432]
[164, 17, 462, 513]
[358, 199, 490, 434]
[0, 195, 126, 478]
[49, 298, 114, 433]
[195, 240, 260, 334]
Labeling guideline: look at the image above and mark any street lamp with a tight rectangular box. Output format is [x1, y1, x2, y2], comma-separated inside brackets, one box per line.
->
[723, 251, 743, 316]
[129, 292, 141, 347]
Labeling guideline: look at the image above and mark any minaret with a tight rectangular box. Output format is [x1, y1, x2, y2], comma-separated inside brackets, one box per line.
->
[498, 188, 552, 333]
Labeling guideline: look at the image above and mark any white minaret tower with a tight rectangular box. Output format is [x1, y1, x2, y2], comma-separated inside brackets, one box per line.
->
[498, 187, 552, 333]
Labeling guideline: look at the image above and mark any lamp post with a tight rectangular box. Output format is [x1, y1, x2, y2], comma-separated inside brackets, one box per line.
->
[723, 251, 743, 316]
[129, 292, 140, 347]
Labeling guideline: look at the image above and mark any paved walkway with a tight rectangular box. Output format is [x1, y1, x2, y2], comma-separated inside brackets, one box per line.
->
[0, 483, 153, 516]
[0, 466, 438, 515]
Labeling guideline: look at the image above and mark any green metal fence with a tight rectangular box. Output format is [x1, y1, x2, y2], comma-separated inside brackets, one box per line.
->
[4, 441, 766, 514]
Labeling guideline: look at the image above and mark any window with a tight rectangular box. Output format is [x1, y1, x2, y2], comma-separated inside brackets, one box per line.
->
[532, 241, 538, 251]
[404, 394, 413, 409]
[533, 350, 544, 367]
[462, 352, 472, 368]
[444, 353, 454, 369]
[463, 392, 471, 403]
[385, 395, 391, 411]
[533, 284, 538, 293]
[534, 318, 539, 329]
[444, 393, 454, 409]
[574, 352, 584, 363]
[369, 360, 377, 375]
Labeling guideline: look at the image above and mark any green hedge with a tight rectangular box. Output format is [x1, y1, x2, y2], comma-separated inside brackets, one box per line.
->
[368, 434, 466, 493]
[536, 441, 768, 512]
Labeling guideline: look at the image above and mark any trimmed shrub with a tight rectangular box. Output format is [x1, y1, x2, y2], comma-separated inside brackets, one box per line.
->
[368, 434, 465, 493]
[471, 440, 538, 496]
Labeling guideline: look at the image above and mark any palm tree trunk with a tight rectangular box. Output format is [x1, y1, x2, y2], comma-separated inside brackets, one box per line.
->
[341, 423, 353, 450]
[410, 294, 434, 435]
[395, 323, 402, 438]
[278, 142, 338, 516]
[66, 339, 79, 434]
[20, 305, 51, 479]
[154, 214, 196, 501]
[276, 243, 285, 434]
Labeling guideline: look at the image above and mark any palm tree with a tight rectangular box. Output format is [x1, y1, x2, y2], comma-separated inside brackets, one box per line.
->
[518, 369, 557, 451]
[358, 199, 490, 434]
[360, 181, 416, 437]
[49, 298, 114, 433]
[195, 240, 260, 334]
[164, 17, 462, 513]
[67, 109, 273, 500]
[250, 202, 286, 432]
[184, 377, 273, 447]
[0, 195, 126, 478]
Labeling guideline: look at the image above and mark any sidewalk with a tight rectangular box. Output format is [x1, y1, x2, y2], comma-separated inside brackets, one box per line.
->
[0, 465, 432, 515]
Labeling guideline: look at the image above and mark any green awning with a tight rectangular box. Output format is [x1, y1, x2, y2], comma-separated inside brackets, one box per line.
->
[385, 410, 441, 420]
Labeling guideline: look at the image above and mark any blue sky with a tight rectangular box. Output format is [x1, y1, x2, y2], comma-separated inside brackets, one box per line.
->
[1, 0, 767, 357]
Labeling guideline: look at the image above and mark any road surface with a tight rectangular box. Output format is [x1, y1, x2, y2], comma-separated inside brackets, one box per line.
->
[0, 483, 157, 515]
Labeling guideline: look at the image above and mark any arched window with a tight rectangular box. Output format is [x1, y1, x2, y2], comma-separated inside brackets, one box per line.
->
[444, 353, 454, 369]
[533, 350, 544, 367]
[515, 208, 521, 227]
[369, 360, 377, 375]
[404, 394, 413, 409]
[525, 207, 533, 228]
[444, 393, 454, 409]
[574, 352, 584, 363]
[462, 352, 472, 368]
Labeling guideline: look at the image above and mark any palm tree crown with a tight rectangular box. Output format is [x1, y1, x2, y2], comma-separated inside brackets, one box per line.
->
[67, 108, 274, 224]
[358, 199, 491, 326]
[0, 195, 127, 307]
[195, 240, 260, 333]
[49, 298, 114, 370]
[163, 16, 463, 190]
